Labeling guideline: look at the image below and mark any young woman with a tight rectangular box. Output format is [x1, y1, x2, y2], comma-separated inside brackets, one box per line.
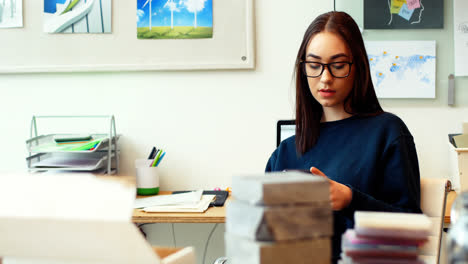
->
[265, 11, 422, 262]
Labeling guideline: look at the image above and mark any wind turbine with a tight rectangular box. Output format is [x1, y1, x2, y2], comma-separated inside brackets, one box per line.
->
[164, 0, 179, 29]
[142, 0, 153, 31]
[182, 0, 206, 29]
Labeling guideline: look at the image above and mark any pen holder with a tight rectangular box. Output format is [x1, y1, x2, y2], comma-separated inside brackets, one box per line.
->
[135, 159, 159, 195]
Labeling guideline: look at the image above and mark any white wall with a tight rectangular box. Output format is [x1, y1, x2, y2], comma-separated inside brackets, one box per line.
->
[1, 0, 466, 188]
[1, 0, 467, 263]
[0, 0, 334, 190]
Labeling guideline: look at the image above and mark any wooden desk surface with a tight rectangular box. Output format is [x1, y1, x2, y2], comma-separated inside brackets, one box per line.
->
[95, 175, 228, 224]
[445, 190, 456, 224]
[133, 191, 229, 223]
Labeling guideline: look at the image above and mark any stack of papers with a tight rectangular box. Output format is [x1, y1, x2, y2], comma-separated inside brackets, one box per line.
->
[341, 211, 431, 264]
[134, 190, 215, 213]
[31, 156, 103, 169]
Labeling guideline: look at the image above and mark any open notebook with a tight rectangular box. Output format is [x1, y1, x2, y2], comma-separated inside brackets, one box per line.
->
[0, 173, 195, 264]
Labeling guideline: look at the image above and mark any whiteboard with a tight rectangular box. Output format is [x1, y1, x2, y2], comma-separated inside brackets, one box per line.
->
[0, 0, 255, 73]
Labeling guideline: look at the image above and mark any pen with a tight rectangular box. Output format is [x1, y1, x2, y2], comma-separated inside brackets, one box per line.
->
[151, 149, 162, 167]
[155, 152, 166, 167]
[148, 146, 156, 159]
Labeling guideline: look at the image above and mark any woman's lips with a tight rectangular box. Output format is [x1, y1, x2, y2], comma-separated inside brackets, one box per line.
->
[318, 89, 336, 97]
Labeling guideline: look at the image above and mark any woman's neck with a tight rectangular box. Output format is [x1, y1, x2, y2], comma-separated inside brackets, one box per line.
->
[321, 107, 353, 122]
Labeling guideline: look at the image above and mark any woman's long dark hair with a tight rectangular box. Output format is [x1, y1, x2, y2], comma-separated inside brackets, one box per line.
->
[295, 11, 383, 155]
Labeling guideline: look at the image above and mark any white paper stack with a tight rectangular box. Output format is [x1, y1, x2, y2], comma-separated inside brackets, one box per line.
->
[134, 190, 215, 213]
[226, 171, 332, 264]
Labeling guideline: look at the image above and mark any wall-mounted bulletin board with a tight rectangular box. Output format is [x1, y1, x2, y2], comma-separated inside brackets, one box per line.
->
[336, 0, 468, 104]
[0, 0, 255, 73]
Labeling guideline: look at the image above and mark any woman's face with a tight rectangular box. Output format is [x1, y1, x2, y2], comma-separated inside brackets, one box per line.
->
[304, 31, 355, 111]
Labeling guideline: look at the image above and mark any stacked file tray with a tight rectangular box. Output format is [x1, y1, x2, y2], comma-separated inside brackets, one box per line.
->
[25, 115, 120, 174]
[226, 171, 332, 264]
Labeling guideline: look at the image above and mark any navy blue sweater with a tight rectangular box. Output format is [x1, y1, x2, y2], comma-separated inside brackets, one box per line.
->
[265, 112, 422, 259]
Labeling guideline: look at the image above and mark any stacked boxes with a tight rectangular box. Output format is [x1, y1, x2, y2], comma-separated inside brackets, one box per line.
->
[225, 171, 333, 264]
[341, 211, 431, 264]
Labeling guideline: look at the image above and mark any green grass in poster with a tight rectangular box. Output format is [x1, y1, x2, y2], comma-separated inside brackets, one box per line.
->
[137, 26, 213, 39]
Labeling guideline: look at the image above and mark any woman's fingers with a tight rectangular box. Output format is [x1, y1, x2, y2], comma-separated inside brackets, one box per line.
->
[310, 166, 327, 177]
[308, 167, 352, 210]
[309, 167, 335, 208]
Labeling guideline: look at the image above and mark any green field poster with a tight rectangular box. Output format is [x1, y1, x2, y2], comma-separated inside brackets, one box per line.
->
[137, 0, 213, 39]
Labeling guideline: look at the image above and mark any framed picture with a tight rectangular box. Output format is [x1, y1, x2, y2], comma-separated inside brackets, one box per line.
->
[0, 0, 23, 28]
[43, 0, 112, 33]
[366, 41, 436, 98]
[0, 0, 255, 73]
[137, 0, 213, 39]
[364, 0, 443, 29]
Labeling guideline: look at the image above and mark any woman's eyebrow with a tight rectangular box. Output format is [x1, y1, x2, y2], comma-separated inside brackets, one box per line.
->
[306, 53, 321, 59]
[330, 53, 350, 60]
[306, 53, 350, 60]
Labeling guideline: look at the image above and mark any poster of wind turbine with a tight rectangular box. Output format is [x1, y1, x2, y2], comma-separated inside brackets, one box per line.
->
[137, 0, 213, 39]
[43, 0, 112, 33]
[0, 0, 23, 28]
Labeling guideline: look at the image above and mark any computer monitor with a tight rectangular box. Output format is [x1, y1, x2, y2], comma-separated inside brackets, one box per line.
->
[276, 120, 295, 147]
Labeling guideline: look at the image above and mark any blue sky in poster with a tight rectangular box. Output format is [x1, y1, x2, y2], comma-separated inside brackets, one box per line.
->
[137, 0, 213, 28]
[44, 0, 67, 13]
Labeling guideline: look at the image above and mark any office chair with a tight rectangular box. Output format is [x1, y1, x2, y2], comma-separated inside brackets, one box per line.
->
[418, 178, 451, 264]
[213, 257, 228, 264]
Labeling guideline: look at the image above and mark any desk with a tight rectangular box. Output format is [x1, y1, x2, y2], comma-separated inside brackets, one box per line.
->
[133, 191, 228, 223]
[101, 175, 453, 224]
[96, 175, 228, 224]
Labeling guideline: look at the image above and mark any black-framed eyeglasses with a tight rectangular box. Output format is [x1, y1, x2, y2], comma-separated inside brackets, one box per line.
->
[300, 61, 354, 78]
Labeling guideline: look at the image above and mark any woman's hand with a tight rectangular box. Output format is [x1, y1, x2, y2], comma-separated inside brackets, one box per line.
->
[310, 167, 353, 211]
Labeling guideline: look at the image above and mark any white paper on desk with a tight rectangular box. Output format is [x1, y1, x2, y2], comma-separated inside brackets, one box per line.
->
[0, 173, 161, 264]
[143, 195, 216, 213]
[134, 190, 203, 208]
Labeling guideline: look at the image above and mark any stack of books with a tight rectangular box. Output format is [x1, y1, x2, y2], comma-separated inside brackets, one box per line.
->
[341, 211, 431, 264]
[225, 171, 332, 264]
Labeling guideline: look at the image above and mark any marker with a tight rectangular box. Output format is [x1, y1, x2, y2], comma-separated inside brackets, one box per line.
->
[147, 146, 156, 159]
[155, 152, 166, 167]
[151, 150, 162, 167]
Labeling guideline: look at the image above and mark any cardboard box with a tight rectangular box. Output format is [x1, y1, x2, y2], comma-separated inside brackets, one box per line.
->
[1, 247, 194, 264]
[0, 174, 195, 264]
[226, 199, 332, 241]
[225, 233, 331, 264]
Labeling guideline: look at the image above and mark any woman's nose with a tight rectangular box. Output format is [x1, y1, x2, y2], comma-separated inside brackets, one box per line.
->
[320, 66, 333, 83]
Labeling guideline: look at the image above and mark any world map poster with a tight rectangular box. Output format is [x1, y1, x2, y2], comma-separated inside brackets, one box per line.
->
[365, 41, 436, 98]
